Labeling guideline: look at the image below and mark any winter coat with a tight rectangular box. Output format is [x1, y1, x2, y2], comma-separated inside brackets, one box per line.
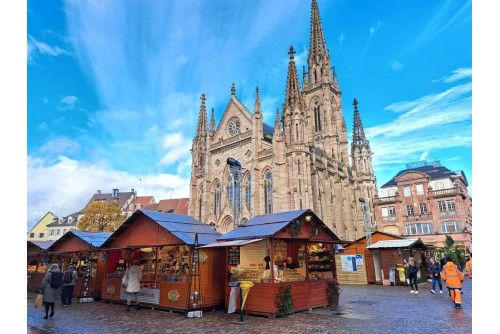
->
[428, 262, 441, 276]
[40, 268, 63, 303]
[408, 264, 419, 277]
[63, 270, 78, 286]
[124, 265, 142, 293]
[440, 261, 464, 289]
[465, 259, 472, 278]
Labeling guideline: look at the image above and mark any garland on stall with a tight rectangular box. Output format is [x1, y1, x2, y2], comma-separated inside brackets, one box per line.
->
[310, 220, 321, 238]
[288, 220, 302, 238]
[275, 283, 294, 318]
[327, 280, 340, 306]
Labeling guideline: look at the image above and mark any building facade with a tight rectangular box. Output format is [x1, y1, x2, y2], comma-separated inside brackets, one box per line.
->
[188, 0, 377, 240]
[46, 212, 79, 241]
[373, 161, 472, 249]
[27, 212, 57, 241]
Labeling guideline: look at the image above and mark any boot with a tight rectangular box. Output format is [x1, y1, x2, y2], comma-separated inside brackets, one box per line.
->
[126, 305, 131, 312]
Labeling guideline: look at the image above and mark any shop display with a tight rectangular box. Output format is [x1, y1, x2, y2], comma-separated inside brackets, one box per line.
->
[308, 243, 334, 280]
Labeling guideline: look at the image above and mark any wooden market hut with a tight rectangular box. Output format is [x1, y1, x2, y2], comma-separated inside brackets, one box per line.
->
[340, 231, 404, 285]
[203, 209, 341, 318]
[27, 240, 54, 291]
[99, 210, 225, 312]
[46, 231, 112, 298]
[366, 238, 429, 285]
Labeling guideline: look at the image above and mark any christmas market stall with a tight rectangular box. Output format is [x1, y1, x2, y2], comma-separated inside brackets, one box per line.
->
[339, 231, 405, 285]
[202, 209, 342, 318]
[46, 231, 112, 298]
[100, 210, 225, 312]
[27, 240, 54, 291]
[366, 238, 429, 286]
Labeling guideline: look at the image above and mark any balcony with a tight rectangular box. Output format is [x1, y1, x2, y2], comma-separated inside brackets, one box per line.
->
[382, 216, 397, 222]
[439, 210, 456, 217]
[403, 213, 434, 222]
[375, 196, 400, 204]
[428, 187, 458, 198]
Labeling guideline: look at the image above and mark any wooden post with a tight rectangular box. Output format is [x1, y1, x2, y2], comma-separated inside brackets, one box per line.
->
[154, 247, 159, 283]
[305, 242, 309, 280]
[269, 238, 274, 284]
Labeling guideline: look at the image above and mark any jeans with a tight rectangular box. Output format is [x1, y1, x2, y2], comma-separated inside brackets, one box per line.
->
[431, 274, 442, 291]
[126, 292, 140, 306]
[62, 285, 75, 305]
[409, 274, 418, 291]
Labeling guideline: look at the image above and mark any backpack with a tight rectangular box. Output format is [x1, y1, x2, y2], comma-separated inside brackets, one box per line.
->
[63, 270, 73, 283]
[50, 272, 64, 288]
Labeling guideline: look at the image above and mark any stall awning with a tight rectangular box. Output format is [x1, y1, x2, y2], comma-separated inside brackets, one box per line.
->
[366, 239, 428, 249]
[200, 238, 264, 248]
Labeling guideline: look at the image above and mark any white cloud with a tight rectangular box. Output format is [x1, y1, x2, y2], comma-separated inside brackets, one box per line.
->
[158, 132, 192, 167]
[27, 35, 69, 63]
[418, 151, 429, 161]
[60, 95, 79, 109]
[390, 60, 405, 71]
[433, 67, 472, 83]
[27, 155, 190, 230]
[39, 137, 81, 154]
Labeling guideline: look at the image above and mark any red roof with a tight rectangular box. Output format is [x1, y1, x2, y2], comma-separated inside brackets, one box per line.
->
[144, 198, 189, 215]
[124, 196, 156, 212]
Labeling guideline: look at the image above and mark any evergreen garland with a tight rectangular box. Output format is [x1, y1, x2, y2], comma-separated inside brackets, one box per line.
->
[275, 283, 294, 318]
[327, 280, 340, 306]
[288, 220, 302, 238]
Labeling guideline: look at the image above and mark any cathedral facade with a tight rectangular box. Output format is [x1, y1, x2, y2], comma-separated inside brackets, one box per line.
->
[188, 0, 377, 241]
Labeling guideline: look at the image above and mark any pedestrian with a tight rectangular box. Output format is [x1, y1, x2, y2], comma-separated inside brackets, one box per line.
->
[61, 264, 78, 306]
[465, 255, 472, 279]
[440, 256, 465, 309]
[40, 263, 64, 319]
[427, 257, 443, 294]
[122, 260, 142, 311]
[406, 257, 419, 294]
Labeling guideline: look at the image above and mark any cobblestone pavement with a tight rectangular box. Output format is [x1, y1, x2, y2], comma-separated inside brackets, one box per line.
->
[27, 279, 472, 334]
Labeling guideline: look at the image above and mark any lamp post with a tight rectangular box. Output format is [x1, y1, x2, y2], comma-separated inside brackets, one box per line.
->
[359, 198, 372, 245]
[227, 158, 243, 230]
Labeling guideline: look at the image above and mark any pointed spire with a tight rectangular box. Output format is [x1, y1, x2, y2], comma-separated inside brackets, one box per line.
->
[332, 66, 338, 87]
[254, 86, 261, 117]
[309, 0, 328, 63]
[274, 107, 280, 131]
[195, 93, 208, 141]
[231, 83, 236, 96]
[284, 45, 304, 109]
[352, 98, 368, 147]
[209, 108, 216, 135]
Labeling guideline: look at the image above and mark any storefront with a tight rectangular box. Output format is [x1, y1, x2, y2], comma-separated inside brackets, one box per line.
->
[46, 231, 112, 298]
[100, 210, 226, 312]
[202, 209, 341, 318]
[27, 241, 54, 291]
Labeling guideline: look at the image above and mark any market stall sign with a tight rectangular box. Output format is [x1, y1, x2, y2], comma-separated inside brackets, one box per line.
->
[228, 246, 240, 265]
[340, 255, 358, 272]
[119, 286, 161, 304]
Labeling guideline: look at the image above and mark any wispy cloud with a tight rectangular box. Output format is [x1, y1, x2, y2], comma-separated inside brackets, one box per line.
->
[338, 32, 345, 44]
[158, 132, 192, 167]
[39, 137, 81, 155]
[27, 35, 69, 63]
[433, 67, 472, 83]
[390, 60, 405, 71]
[369, 21, 382, 36]
[59, 95, 79, 110]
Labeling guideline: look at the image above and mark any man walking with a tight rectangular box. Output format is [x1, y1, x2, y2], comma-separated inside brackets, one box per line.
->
[428, 257, 443, 294]
[441, 257, 465, 309]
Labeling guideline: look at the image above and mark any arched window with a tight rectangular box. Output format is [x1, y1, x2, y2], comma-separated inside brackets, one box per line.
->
[264, 172, 273, 214]
[227, 175, 234, 209]
[297, 160, 301, 174]
[198, 187, 203, 221]
[214, 183, 222, 217]
[314, 103, 322, 132]
[245, 175, 251, 211]
[314, 70, 317, 83]
[295, 123, 299, 141]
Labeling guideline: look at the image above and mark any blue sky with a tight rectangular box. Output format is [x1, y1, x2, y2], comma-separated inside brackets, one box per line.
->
[27, 0, 472, 229]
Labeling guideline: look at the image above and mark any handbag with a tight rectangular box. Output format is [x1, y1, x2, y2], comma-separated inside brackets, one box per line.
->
[121, 269, 129, 288]
[35, 293, 44, 308]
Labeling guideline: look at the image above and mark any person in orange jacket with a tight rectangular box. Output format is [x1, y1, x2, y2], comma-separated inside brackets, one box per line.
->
[465, 255, 472, 279]
[440, 257, 465, 309]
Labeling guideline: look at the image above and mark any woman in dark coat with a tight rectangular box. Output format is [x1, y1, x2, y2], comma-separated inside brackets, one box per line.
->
[407, 257, 420, 294]
[40, 263, 63, 319]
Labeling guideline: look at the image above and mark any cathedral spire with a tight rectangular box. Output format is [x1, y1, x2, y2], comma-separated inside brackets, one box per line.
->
[195, 93, 208, 141]
[284, 45, 304, 110]
[309, 0, 328, 64]
[209, 107, 215, 136]
[352, 98, 368, 147]
[254, 86, 262, 117]
[274, 107, 281, 133]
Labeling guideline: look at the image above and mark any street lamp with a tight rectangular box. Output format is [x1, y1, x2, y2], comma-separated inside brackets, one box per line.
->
[359, 198, 372, 245]
[227, 158, 242, 230]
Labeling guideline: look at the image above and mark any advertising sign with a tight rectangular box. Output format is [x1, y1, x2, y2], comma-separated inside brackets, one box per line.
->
[341, 255, 358, 272]
[228, 246, 240, 265]
[119, 286, 160, 304]
[355, 254, 364, 266]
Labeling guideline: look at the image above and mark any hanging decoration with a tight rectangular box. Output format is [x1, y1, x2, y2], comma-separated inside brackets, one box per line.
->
[288, 219, 302, 238]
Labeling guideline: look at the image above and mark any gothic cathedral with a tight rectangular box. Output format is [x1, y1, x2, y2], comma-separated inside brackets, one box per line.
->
[188, 0, 377, 241]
